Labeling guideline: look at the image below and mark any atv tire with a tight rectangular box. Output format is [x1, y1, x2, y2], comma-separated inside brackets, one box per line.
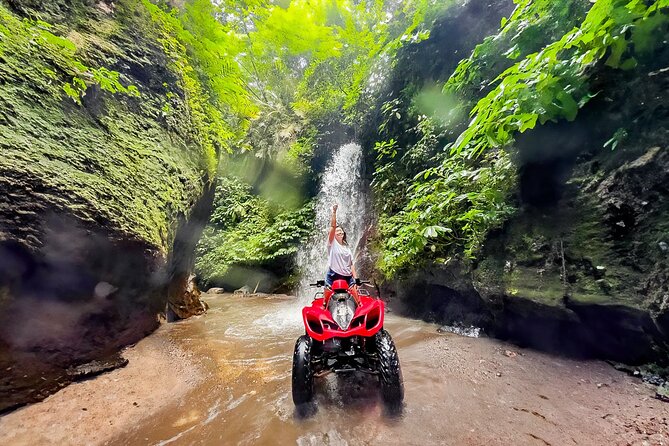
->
[292, 335, 314, 405]
[375, 329, 404, 408]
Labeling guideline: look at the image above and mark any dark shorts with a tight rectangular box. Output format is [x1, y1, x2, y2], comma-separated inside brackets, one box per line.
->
[325, 268, 355, 287]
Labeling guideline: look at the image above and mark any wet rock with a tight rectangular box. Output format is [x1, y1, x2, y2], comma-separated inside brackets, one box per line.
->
[596, 279, 612, 293]
[168, 274, 207, 320]
[66, 354, 128, 381]
[94, 282, 118, 299]
[610, 362, 636, 374]
[643, 374, 666, 387]
[0, 0, 217, 412]
[656, 384, 669, 403]
[234, 285, 251, 296]
[391, 264, 493, 328]
[597, 147, 668, 240]
[206, 287, 225, 294]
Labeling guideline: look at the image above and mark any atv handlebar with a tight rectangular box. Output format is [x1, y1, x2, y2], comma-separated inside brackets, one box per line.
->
[309, 279, 371, 287]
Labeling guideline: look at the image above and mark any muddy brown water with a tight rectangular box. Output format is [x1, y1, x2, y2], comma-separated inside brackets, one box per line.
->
[94, 293, 668, 446]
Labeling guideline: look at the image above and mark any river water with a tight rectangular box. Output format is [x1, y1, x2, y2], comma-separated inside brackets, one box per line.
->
[109, 293, 667, 446]
[118, 293, 432, 446]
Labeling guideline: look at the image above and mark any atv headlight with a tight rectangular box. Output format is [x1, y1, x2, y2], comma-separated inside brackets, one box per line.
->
[332, 298, 355, 330]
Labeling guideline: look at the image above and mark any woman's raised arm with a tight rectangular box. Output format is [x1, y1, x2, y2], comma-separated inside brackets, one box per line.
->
[328, 204, 337, 246]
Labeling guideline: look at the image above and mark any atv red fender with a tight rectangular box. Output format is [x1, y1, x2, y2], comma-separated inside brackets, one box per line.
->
[302, 293, 384, 342]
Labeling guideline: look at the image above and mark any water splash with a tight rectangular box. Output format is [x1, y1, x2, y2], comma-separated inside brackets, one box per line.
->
[437, 323, 482, 338]
[296, 143, 366, 303]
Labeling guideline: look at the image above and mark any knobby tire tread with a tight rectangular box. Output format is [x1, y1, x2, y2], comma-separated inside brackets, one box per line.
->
[375, 329, 404, 406]
[292, 335, 313, 405]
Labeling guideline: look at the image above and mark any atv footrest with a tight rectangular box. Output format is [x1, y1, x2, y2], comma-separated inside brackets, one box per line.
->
[334, 367, 357, 373]
[333, 367, 379, 375]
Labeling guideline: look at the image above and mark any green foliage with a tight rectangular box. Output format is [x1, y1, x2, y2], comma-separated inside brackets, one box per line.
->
[208, 178, 260, 230]
[141, 0, 258, 173]
[283, 131, 317, 177]
[374, 0, 669, 279]
[188, 0, 443, 286]
[603, 127, 628, 150]
[378, 150, 516, 276]
[195, 176, 315, 286]
[64, 67, 141, 104]
[371, 105, 444, 214]
[445, 0, 590, 98]
[294, 0, 434, 122]
[0, 9, 140, 106]
[0, 1, 217, 251]
[203, 0, 439, 172]
[234, 0, 433, 116]
[450, 0, 669, 158]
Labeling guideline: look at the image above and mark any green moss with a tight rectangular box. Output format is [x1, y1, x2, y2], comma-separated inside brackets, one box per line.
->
[0, 1, 215, 251]
[475, 182, 656, 309]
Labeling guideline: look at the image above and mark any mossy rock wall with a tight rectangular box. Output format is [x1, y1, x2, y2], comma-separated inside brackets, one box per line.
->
[387, 60, 669, 365]
[0, 0, 214, 411]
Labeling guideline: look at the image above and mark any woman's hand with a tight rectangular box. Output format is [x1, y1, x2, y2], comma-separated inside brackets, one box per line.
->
[328, 204, 338, 245]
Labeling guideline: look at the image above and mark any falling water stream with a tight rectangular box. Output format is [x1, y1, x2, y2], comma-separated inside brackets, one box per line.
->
[296, 142, 367, 303]
[253, 143, 367, 331]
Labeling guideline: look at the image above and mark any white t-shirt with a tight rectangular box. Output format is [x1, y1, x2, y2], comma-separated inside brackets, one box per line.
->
[328, 239, 353, 276]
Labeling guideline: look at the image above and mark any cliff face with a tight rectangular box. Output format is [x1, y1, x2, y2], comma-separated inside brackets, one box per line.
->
[386, 34, 669, 365]
[367, 0, 669, 366]
[469, 62, 669, 363]
[0, 0, 211, 411]
[393, 143, 669, 365]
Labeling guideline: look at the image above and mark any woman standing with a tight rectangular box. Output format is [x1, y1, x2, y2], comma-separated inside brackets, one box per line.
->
[326, 204, 357, 289]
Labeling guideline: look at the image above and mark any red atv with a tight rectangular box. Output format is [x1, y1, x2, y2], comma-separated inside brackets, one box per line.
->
[291, 278, 404, 409]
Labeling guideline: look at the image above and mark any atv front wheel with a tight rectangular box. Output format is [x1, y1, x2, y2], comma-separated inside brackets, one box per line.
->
[375, 329, 404, 407]
[292, 335, 314, 405]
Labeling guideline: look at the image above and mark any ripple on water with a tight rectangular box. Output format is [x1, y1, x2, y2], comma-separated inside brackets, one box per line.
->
[223, 325, 259, 339]
[252, 304, 304, 332]
[297, 429, 349, 446]
[217, 354, 288, 366]
[154, 399, 221, 446]
[227, 391, 256, 411]
[436, 324, 482, 338]
[272, 394, 292, 422]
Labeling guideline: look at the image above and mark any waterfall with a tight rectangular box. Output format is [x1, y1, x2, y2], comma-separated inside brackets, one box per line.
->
[296, 143, 366, 303]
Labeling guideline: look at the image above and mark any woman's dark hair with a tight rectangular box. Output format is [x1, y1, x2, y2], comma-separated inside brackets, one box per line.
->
[337, 225, 348, 245]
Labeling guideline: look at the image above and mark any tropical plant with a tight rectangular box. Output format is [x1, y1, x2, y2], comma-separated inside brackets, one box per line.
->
[374, 0, 669, 278]
[448, 0, 669, 158]
[378, 150, 516, 276]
